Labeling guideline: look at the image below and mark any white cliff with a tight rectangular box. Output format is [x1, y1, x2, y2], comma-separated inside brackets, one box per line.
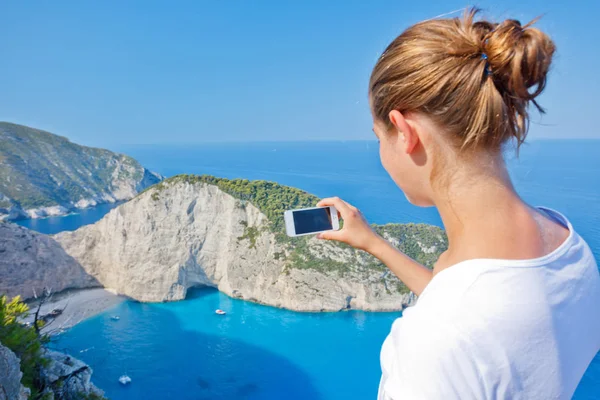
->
[55, 176, 446, 311]
[0, 223, 98, 300]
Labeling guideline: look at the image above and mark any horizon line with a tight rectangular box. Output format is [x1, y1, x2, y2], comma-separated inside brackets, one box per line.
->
[113, 137, 600, 147]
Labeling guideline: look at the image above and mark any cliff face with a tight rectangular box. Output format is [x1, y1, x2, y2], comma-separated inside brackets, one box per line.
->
[56, 176, 447, 311]
[0, 122, 162, 221]
[0, 344, 29, 400]
[0, 223, 98, 300]
[0, 343, 104, 400]
[41, 350, 104, 399]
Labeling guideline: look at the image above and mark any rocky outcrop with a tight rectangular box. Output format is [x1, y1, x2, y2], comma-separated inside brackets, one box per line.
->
[40, 350, 104, 399]
[56, 176, 447, 311]
[0, 344, 103, 400]
[0, 122, 162, 221]
[0, 223, 98, 300]
[0, 343, 29, 400]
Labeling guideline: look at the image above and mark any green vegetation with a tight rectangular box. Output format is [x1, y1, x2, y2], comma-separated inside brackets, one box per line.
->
[146, 174, 318, 235]
[0, 121, 160, 213]
[0, 295, 107, 400]
[149, 174, 448, 294]
[288, 247, 351, 275]
[0, 295, 48, 397]
[374, 223, 447, 268]
[237, 221, 261, 249]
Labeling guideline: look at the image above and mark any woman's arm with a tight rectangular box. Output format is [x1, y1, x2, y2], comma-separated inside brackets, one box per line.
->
[366, 235, 433, 296]
[316, 197, 433, 296]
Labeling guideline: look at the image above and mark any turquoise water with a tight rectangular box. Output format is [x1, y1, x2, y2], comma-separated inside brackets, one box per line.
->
[18, 140, 599, 399]
[17, 202, 122, 235]
[52, 288, 397, 400]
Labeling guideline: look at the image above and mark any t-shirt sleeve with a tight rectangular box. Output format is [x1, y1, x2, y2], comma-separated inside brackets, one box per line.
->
[380, 310, 486, 400]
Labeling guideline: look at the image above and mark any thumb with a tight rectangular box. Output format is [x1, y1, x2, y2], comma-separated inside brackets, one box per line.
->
[317, 230, 344, 242]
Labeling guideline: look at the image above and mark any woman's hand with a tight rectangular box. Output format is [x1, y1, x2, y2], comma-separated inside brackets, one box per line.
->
[316, 197, 382, 252]
[317, 197, 433, 295]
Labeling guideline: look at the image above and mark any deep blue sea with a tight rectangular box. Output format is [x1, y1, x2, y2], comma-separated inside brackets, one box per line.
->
[18, 140, 600, 399]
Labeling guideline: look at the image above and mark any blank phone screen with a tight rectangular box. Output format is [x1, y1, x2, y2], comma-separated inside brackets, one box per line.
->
[292, 208, 332, 234]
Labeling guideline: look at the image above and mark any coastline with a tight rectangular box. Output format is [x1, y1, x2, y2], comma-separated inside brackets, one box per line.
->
[23, 288, 126, 335]
[0, 199, 123, 222]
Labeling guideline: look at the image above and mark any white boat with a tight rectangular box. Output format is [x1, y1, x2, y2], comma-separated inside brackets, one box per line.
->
[215, 309, 226, 315]
[110, 316, 120, 321]
[118, 375, 132, 385]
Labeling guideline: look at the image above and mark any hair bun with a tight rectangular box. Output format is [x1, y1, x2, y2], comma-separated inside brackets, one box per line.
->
[484, 18, 555, 106]
[369, 8, 556, 151]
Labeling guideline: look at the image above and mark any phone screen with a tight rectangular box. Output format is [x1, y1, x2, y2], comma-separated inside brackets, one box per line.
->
[292, 207, 333, 234]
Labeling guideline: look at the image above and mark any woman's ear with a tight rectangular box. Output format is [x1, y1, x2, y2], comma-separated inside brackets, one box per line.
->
[388, 110, 419, 154]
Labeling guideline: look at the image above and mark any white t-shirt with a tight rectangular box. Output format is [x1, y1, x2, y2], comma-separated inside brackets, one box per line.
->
[378, 208, 600, 400]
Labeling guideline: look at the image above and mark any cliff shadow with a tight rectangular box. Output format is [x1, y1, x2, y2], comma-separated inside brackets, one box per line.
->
[50, 298, 323, 400]
[185, 285, 221, 300]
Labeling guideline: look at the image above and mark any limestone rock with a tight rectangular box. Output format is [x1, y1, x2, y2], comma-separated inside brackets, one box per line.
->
[56, 179, 446, 311]
[0, 343, 28, 400]
[0, 223, 98, 300]
[41, 350, 104, 399]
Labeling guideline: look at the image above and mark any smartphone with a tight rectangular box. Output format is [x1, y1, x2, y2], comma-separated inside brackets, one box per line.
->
[284, 206, 339, 237]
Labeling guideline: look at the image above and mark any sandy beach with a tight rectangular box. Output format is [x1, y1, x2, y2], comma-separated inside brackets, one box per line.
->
[23, 288, 126, 335]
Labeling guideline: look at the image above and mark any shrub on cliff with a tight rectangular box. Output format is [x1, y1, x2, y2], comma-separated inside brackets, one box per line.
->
[146, 174, 318, 234]
[0, 294, 48, 397]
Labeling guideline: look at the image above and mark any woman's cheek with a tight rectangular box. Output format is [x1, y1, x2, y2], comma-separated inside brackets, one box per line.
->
[379, 141, 392, 172]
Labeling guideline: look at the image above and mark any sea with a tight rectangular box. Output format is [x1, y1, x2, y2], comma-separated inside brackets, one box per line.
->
[17, 140, 600, 399]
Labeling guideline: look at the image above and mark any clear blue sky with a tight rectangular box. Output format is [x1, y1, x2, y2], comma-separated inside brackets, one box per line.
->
[1, 1, 598, 147]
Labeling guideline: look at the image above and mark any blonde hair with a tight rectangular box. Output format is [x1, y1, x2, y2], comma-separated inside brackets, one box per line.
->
[369, 8, 555, 151]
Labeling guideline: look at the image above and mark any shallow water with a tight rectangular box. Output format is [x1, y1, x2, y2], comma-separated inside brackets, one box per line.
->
[52, 288, 398, 400]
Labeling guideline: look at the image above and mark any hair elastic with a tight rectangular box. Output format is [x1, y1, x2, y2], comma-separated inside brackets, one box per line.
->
[481, 53, 491, 76]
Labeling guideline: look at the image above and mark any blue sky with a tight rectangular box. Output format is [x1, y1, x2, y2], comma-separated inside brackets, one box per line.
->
[1, 1, 598, 147]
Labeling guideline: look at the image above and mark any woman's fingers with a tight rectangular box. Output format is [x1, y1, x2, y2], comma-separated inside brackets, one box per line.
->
[317, 230, 345, 241]
[315, 196, 379, 250]
[317, 197, 352, 217]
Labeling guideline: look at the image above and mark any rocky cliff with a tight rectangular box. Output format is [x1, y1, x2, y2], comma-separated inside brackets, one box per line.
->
[0, 344, 29, 400]
[40, 350, 104, 399]
[0, 343, 104, 400]
[56, 175, 447, 311]
[0, 222, 98, 300]
[0, 122, 162, 221]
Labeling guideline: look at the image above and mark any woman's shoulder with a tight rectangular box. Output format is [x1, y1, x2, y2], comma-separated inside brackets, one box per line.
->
[384, 304, 489, 399]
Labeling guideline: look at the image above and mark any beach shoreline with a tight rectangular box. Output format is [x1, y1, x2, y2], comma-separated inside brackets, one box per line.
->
[23, 288, 126, 335]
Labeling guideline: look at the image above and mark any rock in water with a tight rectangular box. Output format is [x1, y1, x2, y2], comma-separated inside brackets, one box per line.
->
[56, 175, 447, 311]
[0, 223, 98, 300]
[0, 122, 162, 221]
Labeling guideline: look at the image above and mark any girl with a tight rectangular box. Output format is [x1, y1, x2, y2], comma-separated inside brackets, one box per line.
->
[317, 9, 600, 400]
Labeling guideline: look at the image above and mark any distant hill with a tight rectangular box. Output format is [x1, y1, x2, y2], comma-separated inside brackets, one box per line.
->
[0, 122, 162, 220]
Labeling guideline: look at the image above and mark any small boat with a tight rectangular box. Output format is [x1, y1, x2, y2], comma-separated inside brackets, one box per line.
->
[50, 308, 63, 317]
[110, 316, 120, 321]
[215, 309, 226, 315]
[118, 375, 132, 385]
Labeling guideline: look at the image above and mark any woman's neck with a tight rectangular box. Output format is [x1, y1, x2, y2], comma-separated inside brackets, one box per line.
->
[431, 154, 536, 274]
